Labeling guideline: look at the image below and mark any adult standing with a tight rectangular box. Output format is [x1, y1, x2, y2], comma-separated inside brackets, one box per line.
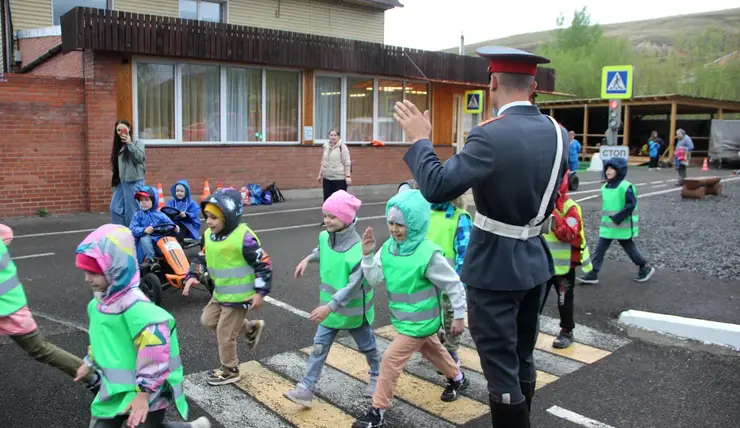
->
[394, 47, 567, 427]
[110, 120, 146, 227]
[675, 129, 694, 182]
[316, 129, 352, 226]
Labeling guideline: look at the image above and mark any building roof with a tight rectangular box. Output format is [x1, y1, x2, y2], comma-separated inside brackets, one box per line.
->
[538, 94, 740, 114]
[340, 0, 404, 10]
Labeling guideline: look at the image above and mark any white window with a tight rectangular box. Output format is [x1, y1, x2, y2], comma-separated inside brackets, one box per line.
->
[314, 75, 430, 145]
[134, 60, 301, 145]
[179, 0, 226, 23]
[53, 0, 110, 25]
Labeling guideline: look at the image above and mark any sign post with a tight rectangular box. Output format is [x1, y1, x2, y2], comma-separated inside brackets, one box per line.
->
[599, 145, 629, 181]
[601, 65, 634, 149]
[464, 90, 484, 115]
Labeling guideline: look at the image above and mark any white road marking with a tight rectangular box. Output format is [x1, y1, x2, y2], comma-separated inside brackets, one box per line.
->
[32, 310, 89, 333]
[652, 184, 667, 188]
[196, 201, 387, 221]
[539, 315, 630, 352]
[574, 195, 600, 202]
[263, 296, 311, 319]
[547, 405, 617, 428]
[254, 215, 386, 234]
[11, 252, 55, 260]
[650, 180, 665, 184]
[15, 228, 97, 239]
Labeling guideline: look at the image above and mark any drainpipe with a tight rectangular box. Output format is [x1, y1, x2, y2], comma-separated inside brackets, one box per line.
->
[459, 32, 464, 55]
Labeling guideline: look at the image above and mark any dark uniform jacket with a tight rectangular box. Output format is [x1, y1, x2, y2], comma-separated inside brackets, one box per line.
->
[403, 104, 569, 291]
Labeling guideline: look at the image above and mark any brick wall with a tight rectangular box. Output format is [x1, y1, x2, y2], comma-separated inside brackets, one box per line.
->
[18, 36, 61, 67]
[0, 74, 86, 217]
[18, 35, 83, 77]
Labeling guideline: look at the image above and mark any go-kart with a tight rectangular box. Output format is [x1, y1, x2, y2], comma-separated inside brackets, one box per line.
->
[139, 223, 213, 306]
[159, 206, 200, 250]
[568, 170, 579, 191]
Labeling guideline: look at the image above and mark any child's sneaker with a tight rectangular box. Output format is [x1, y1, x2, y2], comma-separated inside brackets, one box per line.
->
[189, 417, 211, 428]
[283, 386, 313, 408]
[246, 320, 265, 350]
[352, 407, 385, 428]
[441, 372, 469, 402]
[636, 264, 655, 282]
[206, 366, 241, 386]
[363, 376, 377, 397]
[578, 271, 599, 284]
[552, 330, 574, 349]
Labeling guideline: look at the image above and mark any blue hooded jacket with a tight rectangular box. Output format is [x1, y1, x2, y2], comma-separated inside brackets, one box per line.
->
[603, 157, 637, 226]
[129, 185, 175, 260]
[166, 179, 201, 240]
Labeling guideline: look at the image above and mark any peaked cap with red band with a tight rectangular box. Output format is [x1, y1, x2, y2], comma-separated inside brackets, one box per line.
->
[476, 46, 551, 76]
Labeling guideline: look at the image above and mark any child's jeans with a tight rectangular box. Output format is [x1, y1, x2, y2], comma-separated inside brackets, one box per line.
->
[591, 237, 647, 273]
[200, 299, 254, 369]
[440, 293, 460, 361]
[299, 323, 380, 391]
[374, 332, 459, 409]
[139, 235, 156, 262]
[89, 409, 191, 428]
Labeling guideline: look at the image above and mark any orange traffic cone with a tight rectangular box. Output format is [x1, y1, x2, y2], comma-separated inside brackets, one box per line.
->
[201, 180, 211, 202]
[156, 183, 165, 209]
[701, 158, 709, 171]
[217, 181, 222, 190]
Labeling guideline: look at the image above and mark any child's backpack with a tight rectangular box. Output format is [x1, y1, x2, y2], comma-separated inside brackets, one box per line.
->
[247, 183, 262, 205]
[261, 190, 273, 206]
[264, 182, 285, 203]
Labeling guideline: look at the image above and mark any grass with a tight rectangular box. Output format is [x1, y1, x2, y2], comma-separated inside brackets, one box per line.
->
[441, 7, 740, 54]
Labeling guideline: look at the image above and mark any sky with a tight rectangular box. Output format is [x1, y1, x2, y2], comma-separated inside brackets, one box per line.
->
[384, 1, 739, 51]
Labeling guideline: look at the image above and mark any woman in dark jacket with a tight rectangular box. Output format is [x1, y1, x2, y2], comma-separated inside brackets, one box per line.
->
[109, 120, 146, 226]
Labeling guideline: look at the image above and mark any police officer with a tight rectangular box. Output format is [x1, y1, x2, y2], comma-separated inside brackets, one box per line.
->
[393, 46, 568, 427]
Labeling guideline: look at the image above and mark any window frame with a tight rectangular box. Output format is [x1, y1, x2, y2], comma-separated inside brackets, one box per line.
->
[132, 56, 302, 147]
[313, 71, 431, 146]
[178, 0, 228, 23]
[52, 0, 113, 26]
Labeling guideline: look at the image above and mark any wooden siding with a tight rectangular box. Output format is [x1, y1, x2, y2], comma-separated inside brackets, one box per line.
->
[9, 0, 52, 30]
[114, 0, 178, 18]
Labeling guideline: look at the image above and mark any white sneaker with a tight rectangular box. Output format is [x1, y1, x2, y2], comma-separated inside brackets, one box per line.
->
[190, 417, 211, 428]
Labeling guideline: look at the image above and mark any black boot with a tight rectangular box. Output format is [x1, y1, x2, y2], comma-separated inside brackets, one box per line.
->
[490, 398, 530, 428]
[519, 380, 536, 411]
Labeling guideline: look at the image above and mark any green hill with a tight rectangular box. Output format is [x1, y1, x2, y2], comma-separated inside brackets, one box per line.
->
[442, 7, 740, 55]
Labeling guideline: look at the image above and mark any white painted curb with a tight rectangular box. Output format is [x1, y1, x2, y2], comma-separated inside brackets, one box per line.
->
[619, 310, 740, 351]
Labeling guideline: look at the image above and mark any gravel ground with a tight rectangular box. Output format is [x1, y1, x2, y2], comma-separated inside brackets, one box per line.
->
[582, 180, 740, 280]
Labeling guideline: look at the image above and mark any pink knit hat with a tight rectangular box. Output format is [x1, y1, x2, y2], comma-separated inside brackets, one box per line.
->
[322, 190, 362, 226]
[0, 224, 13, 245]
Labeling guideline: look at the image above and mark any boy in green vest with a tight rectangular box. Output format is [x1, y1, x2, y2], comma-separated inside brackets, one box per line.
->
[353, 190, 469, 428]
[0, 224, 97, 392]
[578, 157, 655, 285]
[540, 170, 593, 349]
[283, 190, 381, 408]
[75, 224, 210, 428]
[182, 188, 273, 386]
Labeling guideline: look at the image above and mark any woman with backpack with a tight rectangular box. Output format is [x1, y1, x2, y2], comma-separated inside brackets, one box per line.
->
[316, 129, 352, 226]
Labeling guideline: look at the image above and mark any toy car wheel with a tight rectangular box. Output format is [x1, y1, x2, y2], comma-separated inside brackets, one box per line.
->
[140, 273, 162, 306]
[568, 174, 579, 191]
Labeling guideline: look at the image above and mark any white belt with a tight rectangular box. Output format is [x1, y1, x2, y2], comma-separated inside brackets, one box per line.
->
[474, 212, 551, 240]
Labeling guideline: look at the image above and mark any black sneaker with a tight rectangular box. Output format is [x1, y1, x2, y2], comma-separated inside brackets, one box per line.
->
[552, 330, 574, 349]
[352, 407, 384, 428]
[146, 257, 162, 273]
[636, 265, 655, 282]
[246, 320, 265, 350]
[86, 370, 102, 396]
[578, 271, 599, 285]
[206, 366, 241, 386]
[441, 372, 469, 402]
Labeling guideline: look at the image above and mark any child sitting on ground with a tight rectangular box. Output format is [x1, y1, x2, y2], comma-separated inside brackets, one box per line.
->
[130, 186, 178, 268]
[352, 190, 468, 428]
[284, 190, 381, 408]
[183, 188, 272, 386]
[75, 224, 210, 428]
[166, 180, 201, 241]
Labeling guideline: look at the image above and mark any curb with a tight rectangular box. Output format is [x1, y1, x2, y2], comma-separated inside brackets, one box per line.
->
[618, 310, 740, 351]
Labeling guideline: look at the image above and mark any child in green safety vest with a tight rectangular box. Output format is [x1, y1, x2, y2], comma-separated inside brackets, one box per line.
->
[578, 157, 655, 285]
[75, 223, 210, 428]
[283, 190, 381, 408]
[539, 170, 593, 349]
[0, 223, 98, 393]
[352, 190, 469, 428]
[182, 188, 273, 386]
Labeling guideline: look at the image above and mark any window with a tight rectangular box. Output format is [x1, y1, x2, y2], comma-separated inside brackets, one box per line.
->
[136, 63, 175, 140]
[314, 75, 430, 144]
[179, 0, 226, 22]
[53, 0, 109, 25]
[134, 61, 301, 144]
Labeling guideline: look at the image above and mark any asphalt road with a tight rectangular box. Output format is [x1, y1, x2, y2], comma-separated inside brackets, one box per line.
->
[1, 167, 738, 428]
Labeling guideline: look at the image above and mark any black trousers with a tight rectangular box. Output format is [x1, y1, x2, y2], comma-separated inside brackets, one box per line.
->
[649, 157, 659, 168]
[541, 269, 576, 332]
[322, 178, 348, 201]
[467, 283, 545, 405]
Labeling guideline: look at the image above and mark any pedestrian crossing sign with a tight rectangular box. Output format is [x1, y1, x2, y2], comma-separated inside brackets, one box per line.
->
[601, 65, 633, 99]
[464, 90, 484, 114]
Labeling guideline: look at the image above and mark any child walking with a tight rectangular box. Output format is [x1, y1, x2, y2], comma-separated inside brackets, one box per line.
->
[0, 223, 98, 391]
[540, 171, 593, 349]
[579, 157, 655, 285]
[166, 179, 201, 241]
[353, 190, 469, 428]
[130, 186, 178, 267]
[183, 188, 272, 386]
[283, 190, 381, 407]
[75, 224, 210, 428]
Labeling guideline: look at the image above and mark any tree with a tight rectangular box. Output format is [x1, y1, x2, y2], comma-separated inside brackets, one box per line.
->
[553, 7, 604, 52]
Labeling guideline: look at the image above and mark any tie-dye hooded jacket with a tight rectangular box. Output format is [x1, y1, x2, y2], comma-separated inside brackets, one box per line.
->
[76, 224, 176, 412]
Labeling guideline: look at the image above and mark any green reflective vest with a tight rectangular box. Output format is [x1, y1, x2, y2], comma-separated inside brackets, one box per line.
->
[205, 224, 259, 303]
[0, 241, 28, 317]
[318, 231, 374, 330]
[380, 239, 443, 338]
[600, 180, 639, 240]
[87, 299, 188, 420]
[427, 207, 468, 268]
[543, 199, 593, 275]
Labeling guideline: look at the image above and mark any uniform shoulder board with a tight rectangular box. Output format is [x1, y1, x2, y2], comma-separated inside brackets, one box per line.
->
[478, 115, 504, 127]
